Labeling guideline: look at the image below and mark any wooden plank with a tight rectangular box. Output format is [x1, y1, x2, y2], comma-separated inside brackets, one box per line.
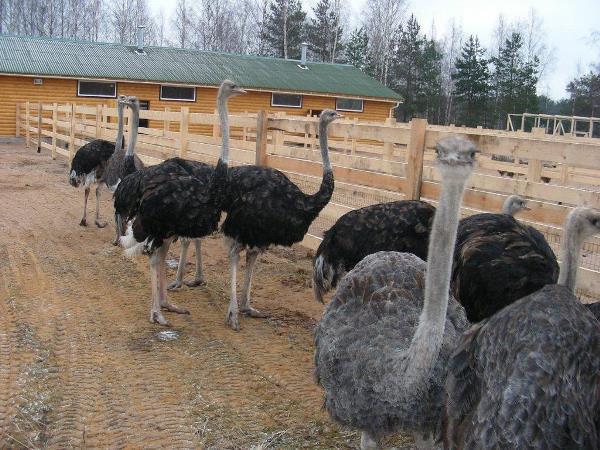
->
[15, 103, 20, 137]
[180, 106, 189, 158]
[51, 103, 57, 159]
[255, 110, 268, 166]
[36, 102, 42, 153]
[69, 104, 76, 160]
[25, 102, 30, 148]
[405, 118, 427, 199]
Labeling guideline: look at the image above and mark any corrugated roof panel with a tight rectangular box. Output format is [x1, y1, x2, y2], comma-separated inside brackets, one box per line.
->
[0, 34, 402, 101]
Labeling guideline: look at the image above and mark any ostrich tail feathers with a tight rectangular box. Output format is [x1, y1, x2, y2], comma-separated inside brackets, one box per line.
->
[313, 254, 333, 303]
[119, 222, 137, 249]
[123, 242, 146, 258]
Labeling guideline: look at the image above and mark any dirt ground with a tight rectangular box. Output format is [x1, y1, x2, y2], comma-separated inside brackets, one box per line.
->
[0, 143, 415, 449]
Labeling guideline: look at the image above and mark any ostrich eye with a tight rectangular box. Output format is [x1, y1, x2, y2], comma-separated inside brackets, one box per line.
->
[470, 151, 476, 158]
[592, 219, 600, 227]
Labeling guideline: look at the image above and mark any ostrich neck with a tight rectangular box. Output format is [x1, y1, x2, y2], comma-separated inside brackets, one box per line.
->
[501, 201, 512, 215]
[218, 94, 230, 164]
[318, 120, 332, 175]
[115, 103, 125, 153]
[404, 170, 467, 387]
[558, 219, 584, 292]
[125, 106, 139, 157]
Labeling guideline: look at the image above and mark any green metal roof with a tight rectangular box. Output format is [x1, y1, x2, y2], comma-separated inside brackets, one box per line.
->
[0, 34, 401, 102]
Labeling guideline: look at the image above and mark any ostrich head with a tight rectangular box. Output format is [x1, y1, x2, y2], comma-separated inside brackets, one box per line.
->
[218, 80, 246, 99]
[566, 207, 600, 242]
[122, 95, 139, 109]
[435, 136, 478, 180]
[502, 195, 530, 216]
[320, 109, 343, 125]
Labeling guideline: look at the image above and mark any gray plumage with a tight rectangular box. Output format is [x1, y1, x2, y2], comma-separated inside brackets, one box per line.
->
[444, 206, 600, 449]
[314, 136, 477, 448]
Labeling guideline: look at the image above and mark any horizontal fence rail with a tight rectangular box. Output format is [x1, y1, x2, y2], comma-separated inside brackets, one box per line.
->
[16, 101, 600, 301]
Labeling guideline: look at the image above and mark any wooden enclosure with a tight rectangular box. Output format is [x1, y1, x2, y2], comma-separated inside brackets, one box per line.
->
[17, 101, 600, 300]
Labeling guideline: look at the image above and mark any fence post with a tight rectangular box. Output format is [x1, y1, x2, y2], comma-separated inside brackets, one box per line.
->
[15, 103, 20, 137]
[36, 102, 42, 153]
[25, 101, 31, 148]
[527, 127, 545, 183]
[69, 103, 76, 160]
[212, 108, 220, 138]
[95, 104, 102, 138]
[405, 118, 427, 200]
[351, 118, 358, 155]
[101, 105, 107, 139]
[51, 103, 57, 160]
[383, 117, 394, 160]
[164, 107, 170, 134]
[180, 106, 189, 158]
[255, 110, 268, 166]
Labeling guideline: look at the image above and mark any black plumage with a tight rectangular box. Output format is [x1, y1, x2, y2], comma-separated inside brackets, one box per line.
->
[444, 284, 600, 449]
[586, 301, 600, 320]
[312, 200, 435, 302]
[451, 213, 559, 322]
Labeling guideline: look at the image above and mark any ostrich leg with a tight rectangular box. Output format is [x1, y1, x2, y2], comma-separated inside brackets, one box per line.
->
[158, 239, 190, 315]
[360, 432, 380, 450]
[94, 184, 107, 228]
[149, 249, 169, 325]
[168, 239, 190, 290]
[112, 212, 124, 246]
[185, 239, 206, 287]
[226, 246, 241, 331]
[240, 249, 267, 318]
[80, 186, 90, 226]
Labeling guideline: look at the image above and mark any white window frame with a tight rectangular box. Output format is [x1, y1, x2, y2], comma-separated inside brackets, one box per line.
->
[159, 84, 197, 102]
[77, 80, 117, 98]
[335, 97, 364, 113]
[271, 92, 303, 108]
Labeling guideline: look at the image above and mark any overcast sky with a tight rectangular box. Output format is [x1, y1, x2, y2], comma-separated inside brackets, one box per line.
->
[147, 0, 599, 100]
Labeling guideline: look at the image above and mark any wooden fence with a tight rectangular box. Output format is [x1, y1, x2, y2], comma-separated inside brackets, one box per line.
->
[16, 101, 600, 300]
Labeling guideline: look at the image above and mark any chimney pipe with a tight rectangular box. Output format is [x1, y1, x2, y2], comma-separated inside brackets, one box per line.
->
[136, 25, 146, 54]
[300, 42, 308, 66]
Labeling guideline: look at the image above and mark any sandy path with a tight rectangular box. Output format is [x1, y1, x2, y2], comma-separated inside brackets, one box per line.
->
[0, 143, 410, 449]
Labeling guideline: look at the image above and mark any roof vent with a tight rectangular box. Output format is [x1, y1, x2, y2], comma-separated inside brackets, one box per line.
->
[298, 42, 309, 70]
[136, 25, 146, 54]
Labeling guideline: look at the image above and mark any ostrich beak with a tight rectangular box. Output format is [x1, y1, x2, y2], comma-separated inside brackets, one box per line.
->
[234, 87, 247, 95]
[335, 112, 344, 119]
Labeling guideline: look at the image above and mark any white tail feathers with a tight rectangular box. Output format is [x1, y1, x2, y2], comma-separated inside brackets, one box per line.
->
[119, 222, 146, 258]
[312, 254, 332, 303]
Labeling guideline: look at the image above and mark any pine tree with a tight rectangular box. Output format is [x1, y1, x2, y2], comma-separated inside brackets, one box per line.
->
[452, 35, 490, 127]
[345, 27, 372, 73]
[492, 32, 539, 128]
[263, 0, 307, 59]
[306, 0, 344, 63]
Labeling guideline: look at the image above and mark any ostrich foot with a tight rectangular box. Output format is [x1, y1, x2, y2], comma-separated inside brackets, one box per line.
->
[150, 309, 170, 326]
[160, 302, 189, 315]
[167, 280, 184, 291]
[79, 218, 87, 227]
[95, 220, 107, 228]
[240, 307, 267, 318]
[225, 309, 240, 332]
[112, 237, 120, 246]
[184, 278, 206, 287]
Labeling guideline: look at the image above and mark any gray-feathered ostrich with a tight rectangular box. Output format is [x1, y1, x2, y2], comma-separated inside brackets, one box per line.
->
[69, 95, 126, 227]
[314, 136, 476, 449]
[444, 206, 600, 449]
[311, 194, 529, 304]
[451, 195, 558, 322]
[222, 109, 341, 331]
[103, 96, 145, 244]
[119, 80, 246, 325]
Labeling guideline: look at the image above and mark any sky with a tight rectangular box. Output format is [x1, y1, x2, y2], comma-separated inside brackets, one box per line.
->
[147, 0, 600, 100]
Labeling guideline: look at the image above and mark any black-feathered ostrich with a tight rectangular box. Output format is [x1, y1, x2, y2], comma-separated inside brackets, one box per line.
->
[451, 195, 558, 322]
[311, 193, 530, 304]
[222, 109, 341, 331]
[118, 80, 246, 325]
[314, 136, 476, 449]
[102, 95, 145, 244]
[444, 206, 600, 449]
[69, 95, 126, 227]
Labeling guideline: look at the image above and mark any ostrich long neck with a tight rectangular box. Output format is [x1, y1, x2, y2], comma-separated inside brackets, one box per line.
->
[115, 102, 125, 153]
[125, 104, 139, 157]
[404, 169, 468, 388]
[501, 198, 514, 215]
[558, 214, 584, 292]
[318, 120, 332, 176]
[218, 92, 230, 164]
[304, 119, 335, 212]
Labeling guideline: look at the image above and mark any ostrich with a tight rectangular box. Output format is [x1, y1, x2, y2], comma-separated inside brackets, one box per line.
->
[451, 196, 558, 322]
[102, 96, 145, 244]
[311, 195, 529, 304]
[314, 136, 476, 449]
[312, 200, 436, 303]
[119, 80, 246, 325]
[222, 109, 341, 331]
[68, 95, 126, 227]
[444, 206, 600, 449]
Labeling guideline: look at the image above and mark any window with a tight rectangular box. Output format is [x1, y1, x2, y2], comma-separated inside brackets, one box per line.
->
[336, 97, 364, 112]
[271, 92, 302, 108]
[138, 100, 149, 128]
[77, 80, 117, 98]
[160, 85, 196, 102]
